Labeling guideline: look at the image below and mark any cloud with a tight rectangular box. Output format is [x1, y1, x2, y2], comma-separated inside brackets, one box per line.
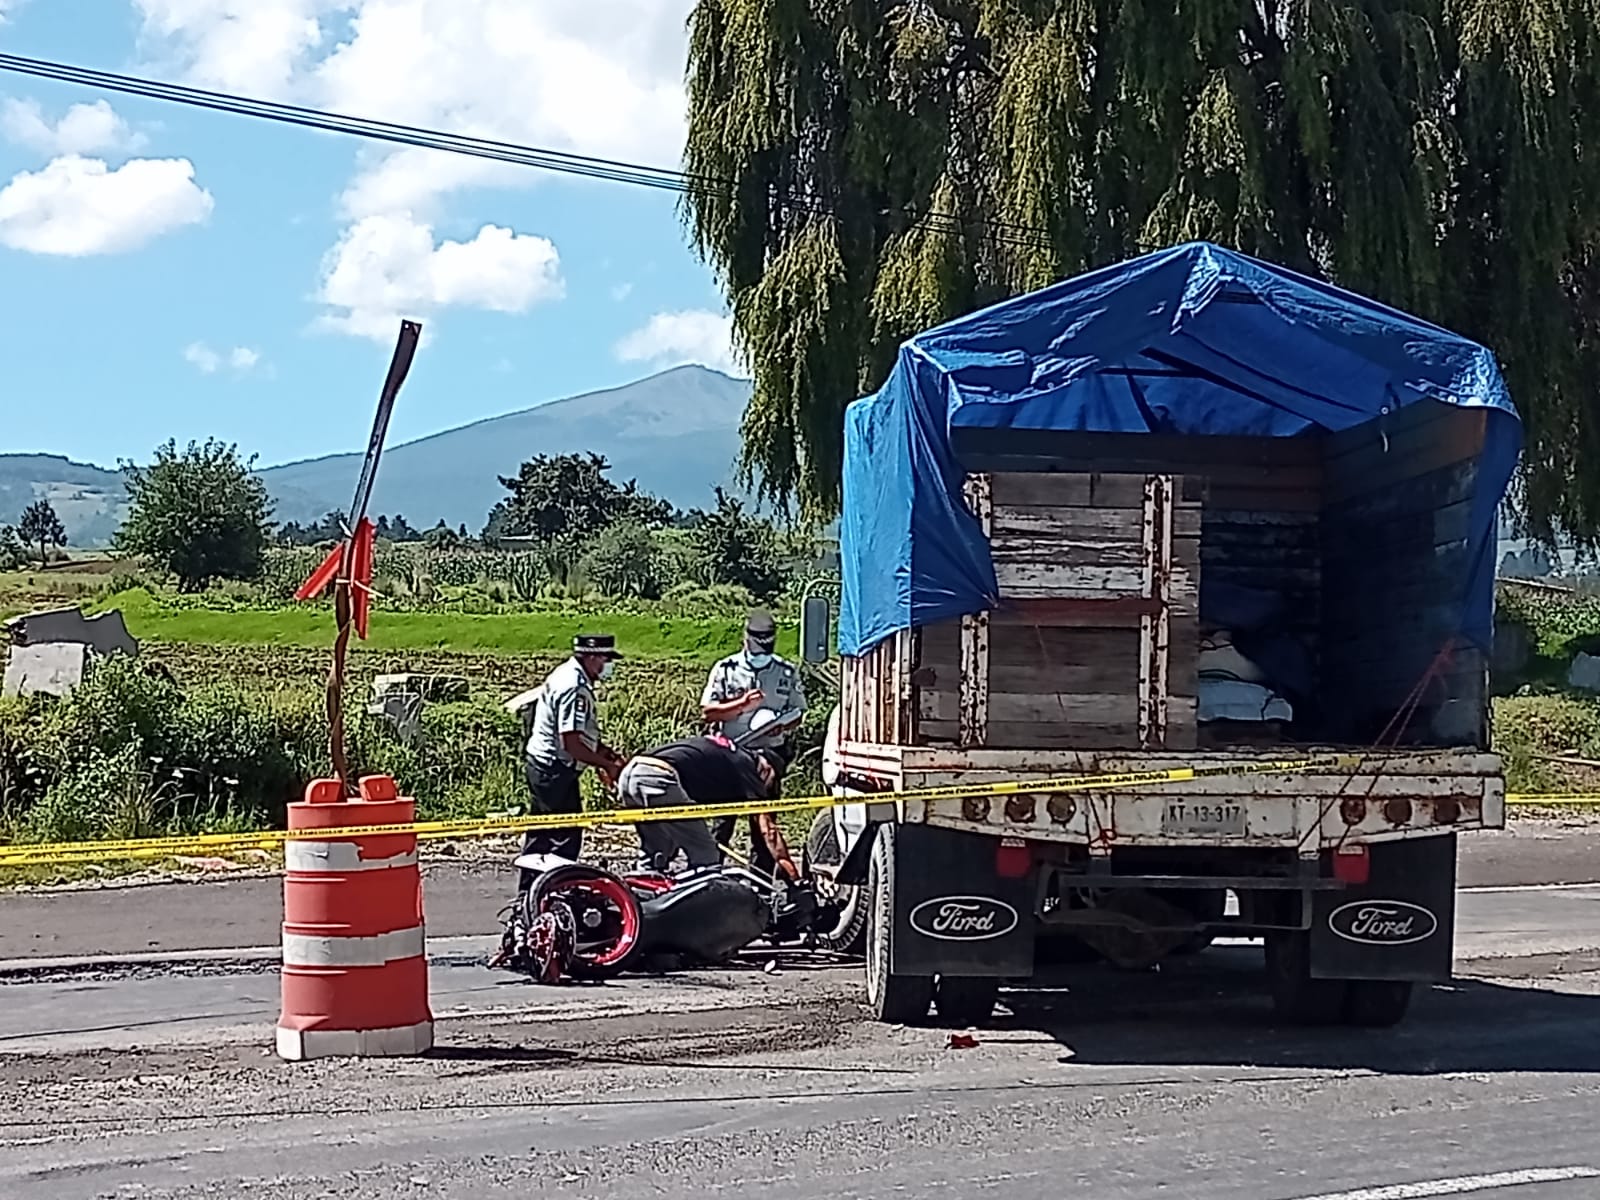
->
[337, 147, 523, 222]
[610, 282, 634, 302]
[184, 342, 263, 374]
[0, 155, 214, 256]
[132, 2, 696, 336]
[183, 342, 221, 372]
[136, 1, 694, 218]
[316, 213, 564, 340]
[615, 310, 744, 378]
[1, 99, 146, 157]
[131, 0, 342, 97]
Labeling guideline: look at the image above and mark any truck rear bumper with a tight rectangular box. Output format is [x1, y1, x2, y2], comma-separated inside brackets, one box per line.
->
[831, 743, 1503, 852]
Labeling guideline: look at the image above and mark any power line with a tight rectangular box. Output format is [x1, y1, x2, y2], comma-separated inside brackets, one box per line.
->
[0, 52, 1056, 252]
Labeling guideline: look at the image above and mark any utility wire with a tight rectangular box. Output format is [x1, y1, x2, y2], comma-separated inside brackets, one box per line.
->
[0, 52, 1056, 252]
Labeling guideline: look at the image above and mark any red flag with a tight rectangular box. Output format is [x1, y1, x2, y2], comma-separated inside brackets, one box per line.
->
[294, 517, 376, 640]
[294, 544, 342, 602]
[350, 518, 375, 640]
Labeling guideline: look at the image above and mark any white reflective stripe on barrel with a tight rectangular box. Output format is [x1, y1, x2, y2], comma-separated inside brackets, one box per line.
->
[276, 1019, 434, 1061]
[281, 924, 426, 968]
[285, 840, 419, 873]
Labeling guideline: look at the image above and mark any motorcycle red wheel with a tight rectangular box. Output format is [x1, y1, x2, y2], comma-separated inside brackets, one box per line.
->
[531, 866, 643, 979]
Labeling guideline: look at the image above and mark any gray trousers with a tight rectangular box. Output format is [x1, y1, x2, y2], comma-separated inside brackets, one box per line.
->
[616, 757, 721, 871]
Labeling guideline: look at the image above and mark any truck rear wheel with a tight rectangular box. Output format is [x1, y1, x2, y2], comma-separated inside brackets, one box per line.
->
[1265, 930, 1348, 1025]
[1342, 979, 1414, 1028]
[865, 824, 933, 1024]
[934, 976, 999, 1026]
[803, 809, 867, 955]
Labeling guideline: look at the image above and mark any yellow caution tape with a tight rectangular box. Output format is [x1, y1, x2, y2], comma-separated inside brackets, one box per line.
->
[0, 753, 1363, 868]
[1506, 793, 1600, 806]
[0, 754, 1582, 868]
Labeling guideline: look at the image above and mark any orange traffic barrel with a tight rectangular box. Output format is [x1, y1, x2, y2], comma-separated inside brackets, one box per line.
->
[276, 774, 433, 1060]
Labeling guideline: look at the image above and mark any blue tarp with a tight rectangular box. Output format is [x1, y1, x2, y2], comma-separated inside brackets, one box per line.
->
[838, 241, 1522, 656]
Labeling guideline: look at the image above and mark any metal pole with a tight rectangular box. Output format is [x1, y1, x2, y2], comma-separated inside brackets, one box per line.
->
[325, 320, 421, 793]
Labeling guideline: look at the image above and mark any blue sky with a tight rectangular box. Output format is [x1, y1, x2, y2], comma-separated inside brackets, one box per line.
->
[0, 0, 737, 468]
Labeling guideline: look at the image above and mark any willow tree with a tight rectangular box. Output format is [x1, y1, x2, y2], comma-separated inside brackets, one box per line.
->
[684, 0, 1600, 542]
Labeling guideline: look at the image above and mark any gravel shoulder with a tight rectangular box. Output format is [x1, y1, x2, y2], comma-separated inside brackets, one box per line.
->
[2, 950, 1597, 1200]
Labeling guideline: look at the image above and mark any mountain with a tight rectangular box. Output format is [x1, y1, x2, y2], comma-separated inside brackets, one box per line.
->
[0, 366, 752, 545]
[0, 454, 128, 547]
[260, 365, 751, 529]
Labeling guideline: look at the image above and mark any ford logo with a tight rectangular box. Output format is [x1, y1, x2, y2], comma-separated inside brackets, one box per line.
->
[1328, 900, 1438, 946]
[909, 896, 1019, 941]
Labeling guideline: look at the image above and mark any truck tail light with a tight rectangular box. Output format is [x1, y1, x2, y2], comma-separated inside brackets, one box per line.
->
[996, 837, 1031, 879]
[1333, 843, 1370, 885]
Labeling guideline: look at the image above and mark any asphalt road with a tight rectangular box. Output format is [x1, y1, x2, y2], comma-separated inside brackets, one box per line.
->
[1, 944, 1597, 1200]
[1, 822, 1597, 1200]
[4, 820, 1597, 963]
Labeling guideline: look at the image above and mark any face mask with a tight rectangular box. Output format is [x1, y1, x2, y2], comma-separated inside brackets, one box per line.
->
[745, 652, 773, 671]
[598, 661, 615, 681]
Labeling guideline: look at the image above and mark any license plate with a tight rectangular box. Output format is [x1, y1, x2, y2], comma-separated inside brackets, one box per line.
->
[1161, 801, 1246, 837]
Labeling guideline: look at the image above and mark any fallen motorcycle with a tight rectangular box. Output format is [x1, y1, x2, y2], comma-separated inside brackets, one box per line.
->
[491, 851, 845, 984]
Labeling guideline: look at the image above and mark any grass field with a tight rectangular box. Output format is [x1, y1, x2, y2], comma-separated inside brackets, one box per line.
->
[80, 587, 792, 664]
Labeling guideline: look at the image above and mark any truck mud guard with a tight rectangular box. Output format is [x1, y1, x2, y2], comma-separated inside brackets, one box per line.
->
[1309, 834, 1457, 982]
[887, 825, 1035, 979]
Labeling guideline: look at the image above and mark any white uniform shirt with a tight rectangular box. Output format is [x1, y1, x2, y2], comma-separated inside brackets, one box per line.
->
[702, 652, 806, 748]
[526, 657, 599, 769]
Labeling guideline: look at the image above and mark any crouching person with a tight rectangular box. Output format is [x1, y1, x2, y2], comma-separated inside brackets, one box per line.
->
[616, 735, 776, 872]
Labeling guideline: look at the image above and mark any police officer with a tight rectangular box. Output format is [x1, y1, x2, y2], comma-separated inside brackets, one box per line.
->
[702, 609, 806, 865]
[518, 633, 626, 893]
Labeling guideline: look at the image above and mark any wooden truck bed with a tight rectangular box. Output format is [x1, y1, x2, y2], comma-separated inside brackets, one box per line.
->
[830, 402, 1504, 853]
[839, 402, 1493, 762]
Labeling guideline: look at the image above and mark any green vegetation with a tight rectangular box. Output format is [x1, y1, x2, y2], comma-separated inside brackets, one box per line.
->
[0, 528, 26, 573]
[0, 552, 833, 868]
[18, 499, 66, 568]
[1491, 582, 1600, 795]
[117, 439, 274, 592]
[685, 1, 1600, 542]
[89, 586, 782, 663]
[0, 649, 830, 863]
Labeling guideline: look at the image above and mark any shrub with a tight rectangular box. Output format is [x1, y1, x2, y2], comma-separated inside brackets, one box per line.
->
[0, 525, 26, 571]
[25, 744, 167, 843]
[0, 649, 808, 846]
[583, 521, 665, 600]
[1497, 583, 1600, 656]
[659, 580, 756, 618]
[0, 694, 51, 827]
[167, 685, 322, 828]
[690, 489, 787, 600]
[1493, 692, 1600, 793]
[46, 653, 184, 764]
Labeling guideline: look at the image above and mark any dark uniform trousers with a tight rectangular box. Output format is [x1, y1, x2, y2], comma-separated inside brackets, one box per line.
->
[519, 757, 584, 893]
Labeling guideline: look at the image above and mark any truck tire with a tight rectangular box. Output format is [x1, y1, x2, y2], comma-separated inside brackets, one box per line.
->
[1342, 979, 1414, 1028]
[803, 809, 868, 955]
[934, 976, 999, 1026]
[865, 824, 933, 1024]
[1265, 930, 1348, 1025]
